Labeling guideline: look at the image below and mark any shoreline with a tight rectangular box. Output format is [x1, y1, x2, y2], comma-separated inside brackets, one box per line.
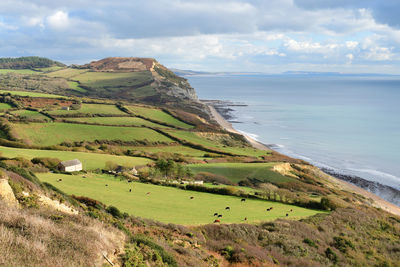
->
[206, 103, 400, 216]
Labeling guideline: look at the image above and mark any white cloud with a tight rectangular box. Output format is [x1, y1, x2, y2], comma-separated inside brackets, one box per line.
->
[47, 11, 69, 29]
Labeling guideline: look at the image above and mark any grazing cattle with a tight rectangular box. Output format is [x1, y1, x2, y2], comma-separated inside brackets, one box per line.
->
[214, 213, 218, 216]
[105, 184, 108, 187]
[266, 208, 271, 211]
[146, 192, 151, 195]
[244, 217, 247, 221]
[269, 207, 273, 210]
[218, 214, 223, 218]
[241, 198, 246, 202]
[286, 213, 289, 217]
[214, 219, 220, 223]
[58, 179, 62, 182]
[225, 207, 230, 210]
[290, 209, 293, 212]
[190, 196, 194, 199]
[129, 189, 132, 192]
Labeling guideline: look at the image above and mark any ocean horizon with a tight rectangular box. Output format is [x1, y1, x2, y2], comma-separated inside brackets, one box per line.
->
[187, 74, 400, 205]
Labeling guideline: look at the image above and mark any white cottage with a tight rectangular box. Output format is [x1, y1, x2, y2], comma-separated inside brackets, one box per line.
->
[59, 159, 82, 172]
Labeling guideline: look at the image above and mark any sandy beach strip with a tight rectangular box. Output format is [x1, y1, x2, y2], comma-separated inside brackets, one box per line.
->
[207, 104, 400, 216]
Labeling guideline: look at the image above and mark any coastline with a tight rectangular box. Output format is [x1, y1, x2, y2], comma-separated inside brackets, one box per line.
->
[206, 103, 400, 217]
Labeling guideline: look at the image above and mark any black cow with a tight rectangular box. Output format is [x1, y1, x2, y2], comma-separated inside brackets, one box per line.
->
[225, 207, 230, 210]
[214, 213, 218, 216]
[129, 189, 132, 192]
[218, 214, 223, 218]
[241, 198, 246, 202]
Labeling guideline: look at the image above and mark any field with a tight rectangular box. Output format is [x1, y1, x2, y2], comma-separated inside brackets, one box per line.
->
[46, 68, 88, 78]
[188, 163, 296, 184]
[72, 71, 140, 83]
[65, 116, 170, 128]
[47, 103, 127, 116]
[10, 110, 50, 121]
[126, 105, 193, 129]
[0, 90, 65, 98]
[0, 103, 12, 111]
[11, 122, 174, 146]
[0, 69, 37, 74]
[165, 129, 270, 157]
[37, 172, 325, 225]
[67, 81, 86, 93]
[0, 146, 151, 170]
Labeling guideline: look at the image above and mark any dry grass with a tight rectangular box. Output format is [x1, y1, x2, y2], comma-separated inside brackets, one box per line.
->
[0, 201, 125, 267]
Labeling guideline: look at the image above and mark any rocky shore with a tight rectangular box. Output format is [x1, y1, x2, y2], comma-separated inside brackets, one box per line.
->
[322, 168, 400, 206]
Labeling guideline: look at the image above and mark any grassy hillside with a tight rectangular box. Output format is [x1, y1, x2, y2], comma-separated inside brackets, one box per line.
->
[0, 57, 398, 267]
[38, 172, 324, 225]
[126, 105, 194, 129]
[189, 163, 296, 184]
[10, 122, 173, 146]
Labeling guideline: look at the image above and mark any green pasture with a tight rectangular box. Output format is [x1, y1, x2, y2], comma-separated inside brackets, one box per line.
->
[0, 103, 12, 111]
[67, 81, 87, 93]
[46, 68, 88, 78]
[65, 116, 170, 128]
[38, 172, 325, 225]
[0, 69, 37, 74]
[126, 105, 193, 129]
[47, 103, 127, 116]
[10, 122, 174, 146]
[188, 163, 296, 184]
[0, 146, 151, 170]
[33, 66, 65, 72]
[72, 71, 139, 83]
[165, 130, 269, 157]
[0, 90, 65, 98]
[10, 110, 50, 121]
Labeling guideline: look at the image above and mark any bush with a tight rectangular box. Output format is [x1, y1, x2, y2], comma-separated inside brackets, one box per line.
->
[332, 236, 354, 253]
[106, 205, 122, 218]
[303, 238, 318, 248]
[72, 195, 105, 209]
[130, 234, 177, 266]
[31, 157, 61, 170]
[325, 247, 338, 263]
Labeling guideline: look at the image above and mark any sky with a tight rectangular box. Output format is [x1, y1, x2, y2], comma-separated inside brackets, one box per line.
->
[1, 0, 400, 73]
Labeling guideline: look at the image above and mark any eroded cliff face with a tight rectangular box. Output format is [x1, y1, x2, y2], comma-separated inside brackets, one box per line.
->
[82, 57, 199, 102]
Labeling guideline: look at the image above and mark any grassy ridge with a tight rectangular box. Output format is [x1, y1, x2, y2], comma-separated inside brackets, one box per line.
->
[0, 145, 151, 170]
[188, 163, 296, 184]
[37, 172, 324, 225]
[10, 122, 174, 146]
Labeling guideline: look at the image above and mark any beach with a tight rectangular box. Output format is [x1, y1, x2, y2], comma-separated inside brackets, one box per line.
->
[207, 103, 400, 216]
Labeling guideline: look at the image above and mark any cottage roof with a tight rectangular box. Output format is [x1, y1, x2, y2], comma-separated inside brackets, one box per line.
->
[60, 159, 82, 167]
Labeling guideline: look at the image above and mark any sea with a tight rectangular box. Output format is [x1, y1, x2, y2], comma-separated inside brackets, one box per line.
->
[186, 74, 400, 205]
